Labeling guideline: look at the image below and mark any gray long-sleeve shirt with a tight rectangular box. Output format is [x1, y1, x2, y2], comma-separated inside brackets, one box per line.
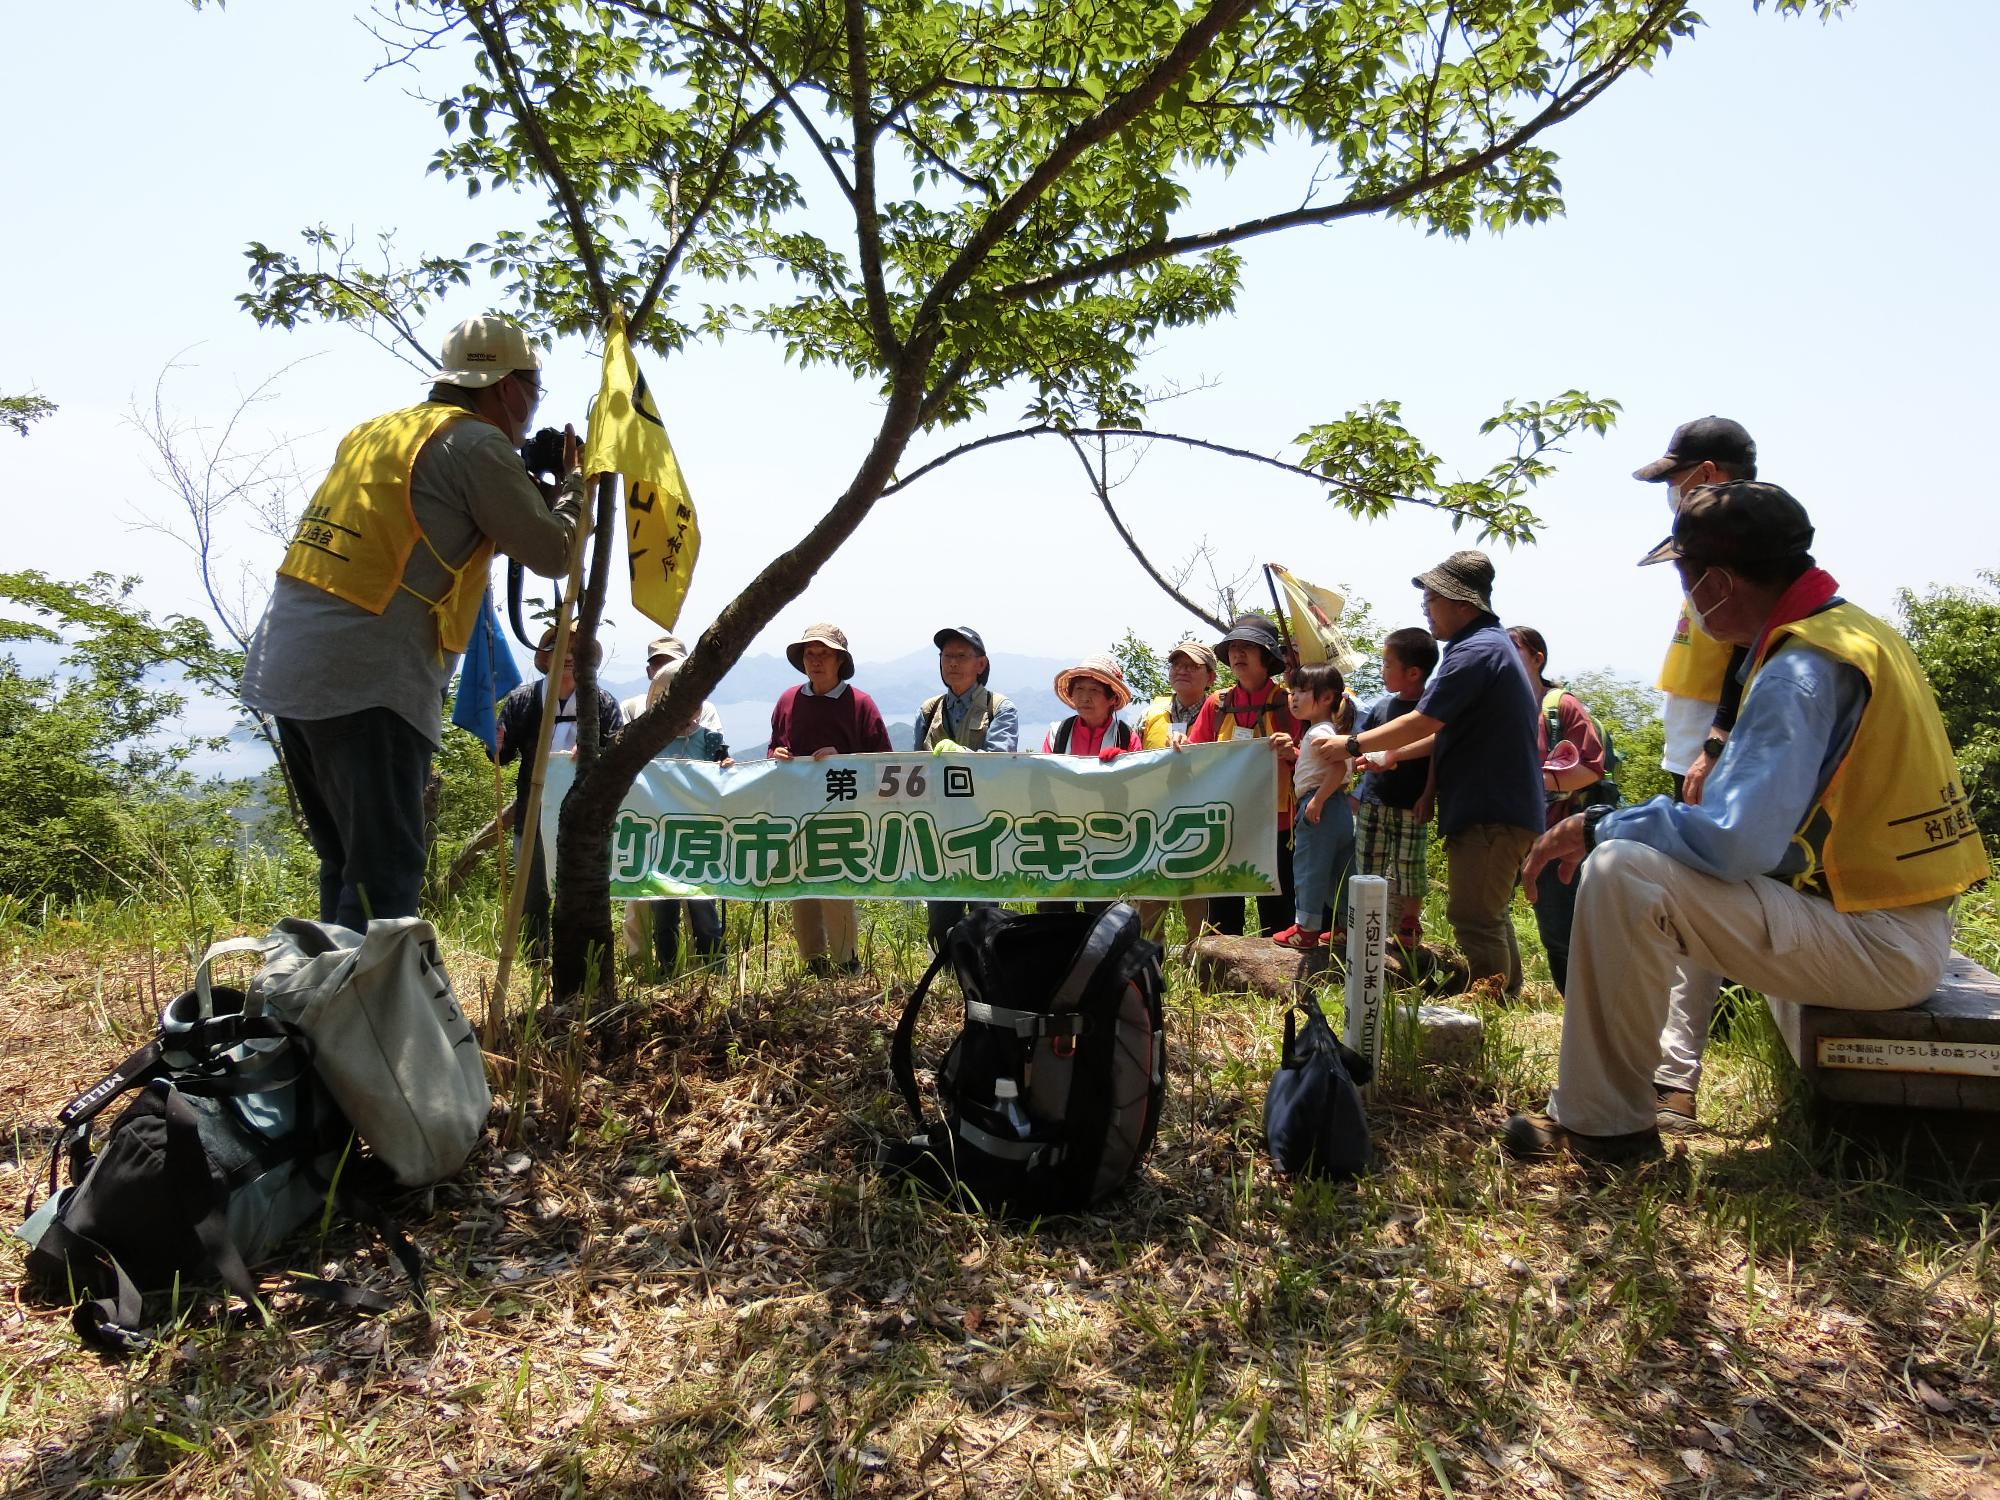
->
[242, 385, 578, 746]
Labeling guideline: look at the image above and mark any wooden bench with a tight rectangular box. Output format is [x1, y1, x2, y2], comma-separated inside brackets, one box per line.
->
[1767, 953, 2000, 1113]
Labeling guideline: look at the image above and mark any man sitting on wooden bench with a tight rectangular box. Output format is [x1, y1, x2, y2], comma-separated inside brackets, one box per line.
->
[1506, 481, 1989, 1163]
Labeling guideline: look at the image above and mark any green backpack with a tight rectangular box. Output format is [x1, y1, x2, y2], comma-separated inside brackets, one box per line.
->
[1543, 688, 1621, 809]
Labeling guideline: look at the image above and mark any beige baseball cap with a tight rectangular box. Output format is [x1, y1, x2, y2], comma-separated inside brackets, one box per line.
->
[434, 315, 541, 389]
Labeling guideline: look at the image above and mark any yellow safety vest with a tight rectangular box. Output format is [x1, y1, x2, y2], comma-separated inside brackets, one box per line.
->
[1746, 603, 1989, 911]
[277, 403, 496, 657]
[1140, 694, 1204, 750]
[1656, 604, 1734, 701]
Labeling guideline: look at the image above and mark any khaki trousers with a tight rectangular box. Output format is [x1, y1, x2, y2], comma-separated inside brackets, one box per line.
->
[1549, 841, 1954, 1137]
[1133, 898, 1210, 945]
[792, 898, 858, 965]
[1444, 823, 1538, 996]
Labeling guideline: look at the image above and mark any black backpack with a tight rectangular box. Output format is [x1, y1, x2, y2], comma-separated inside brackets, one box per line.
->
[16, 983, 422, 1352]
[1264, 992, 1374, 1179]
[882, 903, 1165, 1216]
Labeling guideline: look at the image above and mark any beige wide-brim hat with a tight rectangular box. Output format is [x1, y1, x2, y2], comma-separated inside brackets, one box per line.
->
[435, 315, 541, 389]
[786, 622, 856, 680]
[1053, 653, 1134, 712]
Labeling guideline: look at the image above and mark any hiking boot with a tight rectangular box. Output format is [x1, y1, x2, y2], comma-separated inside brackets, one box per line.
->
[1271, 925, 1325, 950]
[1503, 1112, 1663, 1166]
[1655, 1086, 1698, 1132]
[805, 955, 836, 978]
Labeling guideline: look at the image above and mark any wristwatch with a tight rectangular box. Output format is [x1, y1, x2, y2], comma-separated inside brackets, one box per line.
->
[1582, 803, 1614, 850]
[1344, 735, 1363, 759]
[1701, 733, 1726, 761]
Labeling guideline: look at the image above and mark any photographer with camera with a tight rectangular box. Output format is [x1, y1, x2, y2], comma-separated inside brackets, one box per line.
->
[241, 315, 584, 932]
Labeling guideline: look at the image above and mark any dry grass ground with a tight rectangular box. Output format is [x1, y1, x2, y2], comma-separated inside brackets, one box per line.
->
[3, 891, 1999, 1499]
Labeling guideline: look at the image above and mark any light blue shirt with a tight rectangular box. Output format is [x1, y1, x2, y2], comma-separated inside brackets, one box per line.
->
[1598, 635, 1867, 883]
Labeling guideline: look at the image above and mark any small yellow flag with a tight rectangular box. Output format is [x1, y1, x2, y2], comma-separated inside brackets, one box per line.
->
[583, 313, 699, 631]
[1267, 562, 1360, 673]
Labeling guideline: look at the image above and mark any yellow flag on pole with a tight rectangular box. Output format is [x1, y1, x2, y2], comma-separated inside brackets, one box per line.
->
[1267, 562, 1360, 673]
[583, 312, 699, 631]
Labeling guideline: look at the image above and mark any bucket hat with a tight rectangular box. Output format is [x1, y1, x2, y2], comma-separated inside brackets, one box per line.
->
[1214, 614, 1284, 672]
[786, 622, 856, 680]
[1412, 550, 1495, 614]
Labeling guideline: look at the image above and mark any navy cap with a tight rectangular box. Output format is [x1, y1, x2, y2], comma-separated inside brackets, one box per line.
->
[1633, 416, 1757, 482]
[1638, 481, 1814, 569]
[935, 625, 990, 684]
[934, 625, 986, 656]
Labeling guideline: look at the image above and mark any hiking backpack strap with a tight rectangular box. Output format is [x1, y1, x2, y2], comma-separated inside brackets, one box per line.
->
[1052, 716, 1075, 755]
[889, 947, 954, 1127]
[1542, 687, 1565, 751]
[193, 934, 279, 1017]
[38, 1218, 149, 1353]
[1049, 902, 1143, 1011]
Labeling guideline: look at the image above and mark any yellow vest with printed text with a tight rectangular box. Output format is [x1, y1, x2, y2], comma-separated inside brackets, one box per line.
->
[1656, 605, 1734, 701]
[277, 403, 496, 656]
[1746, 603, 1989, 911]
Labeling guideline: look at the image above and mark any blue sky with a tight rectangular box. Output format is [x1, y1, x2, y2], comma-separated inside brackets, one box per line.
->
[5, 1, 1996, 724]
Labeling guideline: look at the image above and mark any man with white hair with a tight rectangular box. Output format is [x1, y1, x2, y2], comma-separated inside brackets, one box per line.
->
[242, 316, 583, 931]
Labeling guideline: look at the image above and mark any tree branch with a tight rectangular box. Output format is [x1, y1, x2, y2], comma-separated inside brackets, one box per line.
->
[632, 93, 786, 334]
[882, 422, 1478, 519]
[650, 0, 858, 207]
[842, 0, 901, 357]
[1065, 432, 1227, 633]
[912, 0, 1260, 333]
[992, 1, 1675, 305]
[460, 0, 615, 322]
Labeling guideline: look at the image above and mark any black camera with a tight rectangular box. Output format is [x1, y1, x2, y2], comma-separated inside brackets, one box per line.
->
[519, 426, 567, 481]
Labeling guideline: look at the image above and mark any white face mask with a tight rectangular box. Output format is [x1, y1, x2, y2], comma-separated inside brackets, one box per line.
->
[1684, 568, 1730, 636]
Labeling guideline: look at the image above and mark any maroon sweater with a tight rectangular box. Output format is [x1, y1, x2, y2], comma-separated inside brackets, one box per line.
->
[769, 684, 892, 756]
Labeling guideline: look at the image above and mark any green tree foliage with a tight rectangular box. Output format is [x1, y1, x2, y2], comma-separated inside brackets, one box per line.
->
[1568, 669, 1673, 806]
[0, 572, 245, 906]
[2, 392, 56, 437]
[232, 0, 1851, 992]
[1111, 629, 1169, 703]
[1899, 572, 2000, 856]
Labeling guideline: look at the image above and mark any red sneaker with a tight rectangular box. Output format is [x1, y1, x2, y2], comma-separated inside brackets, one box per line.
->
[1272, 925, 1325, 950]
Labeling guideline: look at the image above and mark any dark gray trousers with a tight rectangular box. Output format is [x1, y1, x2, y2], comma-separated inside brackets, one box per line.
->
[277, 709, 432, 931]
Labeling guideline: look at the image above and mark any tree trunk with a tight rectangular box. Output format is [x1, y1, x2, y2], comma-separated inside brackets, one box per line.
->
[547, 352, 934, 999]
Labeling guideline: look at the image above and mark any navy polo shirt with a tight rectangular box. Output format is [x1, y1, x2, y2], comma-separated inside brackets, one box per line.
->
[1414, 615, 1544, 837]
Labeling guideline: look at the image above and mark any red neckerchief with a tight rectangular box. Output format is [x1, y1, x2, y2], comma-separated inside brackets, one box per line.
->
[1748, 566, 1840, 667]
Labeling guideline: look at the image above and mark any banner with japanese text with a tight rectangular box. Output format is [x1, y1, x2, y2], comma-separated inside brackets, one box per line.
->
[542, 742, 1280, 902]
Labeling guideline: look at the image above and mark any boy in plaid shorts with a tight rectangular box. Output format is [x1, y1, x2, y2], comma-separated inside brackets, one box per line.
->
[1353, 627, 1439, 947]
